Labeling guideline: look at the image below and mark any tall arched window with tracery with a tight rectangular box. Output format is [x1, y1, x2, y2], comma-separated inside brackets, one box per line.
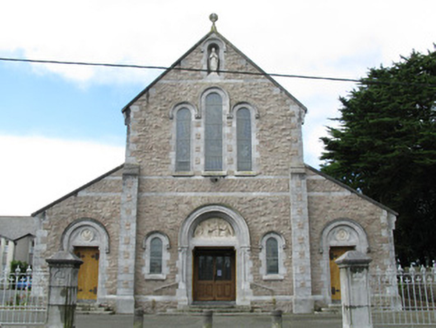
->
[205, 93, 223, 171]
[236, 108, 252, 171]
[176, 108, 191, 172]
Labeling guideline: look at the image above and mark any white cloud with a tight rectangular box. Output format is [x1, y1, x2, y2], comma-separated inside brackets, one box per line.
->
[2, 0, 434, 86]
[0, 135, 124, 215]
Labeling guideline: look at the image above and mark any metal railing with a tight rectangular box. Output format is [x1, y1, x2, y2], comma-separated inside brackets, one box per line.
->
[371, 264, 436, 327]
[0, 266, 48, 325]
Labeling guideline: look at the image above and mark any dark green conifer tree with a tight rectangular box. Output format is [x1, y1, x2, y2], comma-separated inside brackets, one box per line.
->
[321, 48, 436, 264]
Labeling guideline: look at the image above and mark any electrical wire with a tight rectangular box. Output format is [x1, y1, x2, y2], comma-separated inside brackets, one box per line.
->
[1, 56, 436, 88]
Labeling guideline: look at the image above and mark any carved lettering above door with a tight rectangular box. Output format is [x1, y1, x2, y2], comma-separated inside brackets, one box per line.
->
[194, 218, 234, 238]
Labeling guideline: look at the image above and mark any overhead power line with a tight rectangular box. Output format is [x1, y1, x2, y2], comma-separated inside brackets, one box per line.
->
[1, 56, 436, 88]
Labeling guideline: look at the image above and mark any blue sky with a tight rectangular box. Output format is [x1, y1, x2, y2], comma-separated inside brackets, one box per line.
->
[0, 0, 435, 215]
[1, 62, 142, 142]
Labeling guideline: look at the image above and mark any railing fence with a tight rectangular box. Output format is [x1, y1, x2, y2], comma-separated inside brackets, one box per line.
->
[0, 265, 48, 325]
[371, 263, 436, 327]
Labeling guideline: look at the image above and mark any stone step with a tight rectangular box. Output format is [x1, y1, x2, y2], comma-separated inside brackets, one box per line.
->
[318, 304, 341, 314]
[177, 304, 253, 314]
[76, 303, 114, 315]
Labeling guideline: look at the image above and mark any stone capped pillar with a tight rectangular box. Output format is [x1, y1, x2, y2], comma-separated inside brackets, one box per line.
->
[290, 166, 313, 313]
[45, 251, 82, 328]
[116, 163, 140, 313]
[335, 251, 373, 328]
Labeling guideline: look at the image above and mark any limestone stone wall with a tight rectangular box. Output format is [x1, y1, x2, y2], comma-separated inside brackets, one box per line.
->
[33, 168, 123, 301]
[125, 36, 304, 176]
[305, 167, 396, 304]
[127, 33, 304, 306]
[135, 193, 293, 297]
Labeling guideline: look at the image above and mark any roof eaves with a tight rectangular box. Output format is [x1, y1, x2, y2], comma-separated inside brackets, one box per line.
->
[32, 163, 124, 217]
[306, 164, 398, 216]
[121, 30, 307, 114]
[122, 31, 215, 113]
[213, 31, 307, 113]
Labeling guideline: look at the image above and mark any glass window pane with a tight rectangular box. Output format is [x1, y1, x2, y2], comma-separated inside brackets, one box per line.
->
[266, 237, 279, 274]
[176, 108, 191, 171]
[205, 93, 222, 171]
[199, 255, 214, 280]
[150, 237, 162, 274]
[237, 108, 252, 171]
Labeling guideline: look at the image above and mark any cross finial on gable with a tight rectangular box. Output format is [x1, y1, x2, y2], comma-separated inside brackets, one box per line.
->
[209, 13, 218, 32]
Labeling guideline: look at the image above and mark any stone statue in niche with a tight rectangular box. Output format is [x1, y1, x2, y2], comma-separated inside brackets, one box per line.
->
[194, 218, 234, 238]
[209, 47, 219, 72]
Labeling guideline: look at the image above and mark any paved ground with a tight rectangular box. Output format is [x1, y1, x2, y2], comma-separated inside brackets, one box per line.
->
[75, 313, 342, 328]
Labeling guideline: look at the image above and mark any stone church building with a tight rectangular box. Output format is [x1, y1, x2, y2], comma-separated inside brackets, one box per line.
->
[31, 17, 397, 314]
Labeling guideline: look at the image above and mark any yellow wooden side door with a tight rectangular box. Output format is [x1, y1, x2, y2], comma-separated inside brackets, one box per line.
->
[329, 246, 354, 301]
[74, 247, 99, 300]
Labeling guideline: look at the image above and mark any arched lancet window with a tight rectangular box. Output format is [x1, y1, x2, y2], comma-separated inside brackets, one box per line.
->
[260, 232, 286, 280]
[143, 232, 170, 280]
[205, 93, 223, 171]
[176, 108, 191, 172]
[236, 108, 252, 171]
[266, 237, 279, 274]
[150, 237, 163, 274]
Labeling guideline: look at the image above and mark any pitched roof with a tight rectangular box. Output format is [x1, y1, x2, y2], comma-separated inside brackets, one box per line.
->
[0, 216, 36, 241]
[32, 164, 124, 216]
[306, 165, 398, 216]
[121, 29, 307, 113]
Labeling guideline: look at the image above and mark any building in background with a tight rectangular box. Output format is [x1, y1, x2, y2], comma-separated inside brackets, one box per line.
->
[0, 216, 36, 272]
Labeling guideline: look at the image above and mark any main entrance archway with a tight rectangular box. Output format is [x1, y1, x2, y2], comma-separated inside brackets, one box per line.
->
[176, 205, 252, 307]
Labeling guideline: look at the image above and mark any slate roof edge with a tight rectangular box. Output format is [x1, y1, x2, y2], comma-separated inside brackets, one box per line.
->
[305, 164, 398, 216]
[121, 30, 307, 113]
[32, 163, 124, 217]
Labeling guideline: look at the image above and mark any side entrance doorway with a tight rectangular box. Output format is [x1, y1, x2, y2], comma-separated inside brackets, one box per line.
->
[74, 247, 99, 300]
[193, 248, 236, 302]
[329, 246, 354, 301]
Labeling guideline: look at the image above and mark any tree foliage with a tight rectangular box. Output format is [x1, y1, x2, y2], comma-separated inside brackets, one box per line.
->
[321, 48, 436, 264]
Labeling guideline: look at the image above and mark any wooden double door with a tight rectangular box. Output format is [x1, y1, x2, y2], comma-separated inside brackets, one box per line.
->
[193, 248, 236, 302]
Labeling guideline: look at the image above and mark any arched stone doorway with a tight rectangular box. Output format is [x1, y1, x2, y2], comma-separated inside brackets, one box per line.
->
[320, 219, 369, 304]
[176, 205, 252, 307]
[61, 218, 110, 303]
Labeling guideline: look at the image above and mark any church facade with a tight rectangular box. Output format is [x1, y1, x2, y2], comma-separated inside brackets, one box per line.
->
[31, 20, 397, 314]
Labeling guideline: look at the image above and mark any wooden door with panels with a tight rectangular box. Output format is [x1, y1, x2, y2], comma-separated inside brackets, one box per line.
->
[193, 248, 235, 302]
[329, 246, 355, 301]
[74, 247, 99, 300]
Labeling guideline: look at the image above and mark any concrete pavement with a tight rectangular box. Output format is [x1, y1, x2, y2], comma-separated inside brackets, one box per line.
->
[75, 313, 342, 328]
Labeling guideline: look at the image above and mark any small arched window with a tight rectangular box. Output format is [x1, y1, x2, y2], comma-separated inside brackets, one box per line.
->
[176, 108, 191, 172]
[205, 93, 223, 171]
[260, 232, 286, 280]
[236, 108, 252, 171]
[266, 237, 279, 274]
[143, 232, 170, 280]
[150, 237, 163, 274]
